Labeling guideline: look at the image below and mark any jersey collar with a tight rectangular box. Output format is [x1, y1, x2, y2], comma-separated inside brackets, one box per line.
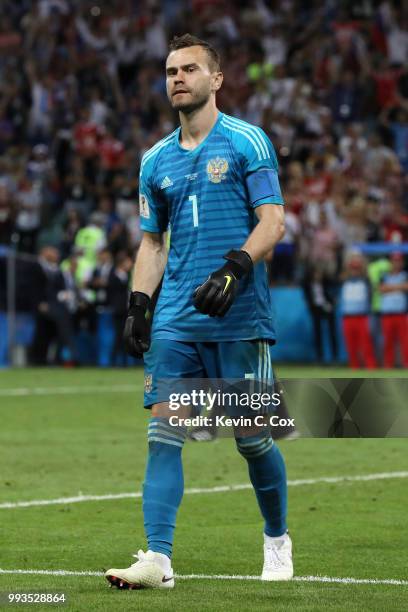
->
[175, 111, 224, 155]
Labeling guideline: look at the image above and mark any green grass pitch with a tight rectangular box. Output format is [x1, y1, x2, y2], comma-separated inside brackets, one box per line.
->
[0, 367, 407, 611]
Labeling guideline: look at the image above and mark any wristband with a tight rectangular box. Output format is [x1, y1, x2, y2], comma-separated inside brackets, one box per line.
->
[128, 291, 151, 313]
[223, 250, 253, 280]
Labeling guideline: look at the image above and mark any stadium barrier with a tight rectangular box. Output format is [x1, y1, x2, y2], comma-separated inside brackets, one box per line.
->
[0, 289, 346, 367]
[0, 310, 142, 368]
[5, 242, 407, 367]
[354, 243, 408, 255]
[270, 287, 347, 363]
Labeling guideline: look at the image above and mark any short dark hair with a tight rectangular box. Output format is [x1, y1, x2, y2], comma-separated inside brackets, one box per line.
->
[168, 34, 221, 72]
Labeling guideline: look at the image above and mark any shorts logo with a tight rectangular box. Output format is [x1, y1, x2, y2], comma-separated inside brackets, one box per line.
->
[207, 157, 228, 183]
[139, 193, 150, 218]
[144, 374, 153, 393]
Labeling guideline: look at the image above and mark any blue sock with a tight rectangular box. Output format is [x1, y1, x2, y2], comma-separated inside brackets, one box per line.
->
[236, 435, 287, 537]
[143, 418, 186, 558]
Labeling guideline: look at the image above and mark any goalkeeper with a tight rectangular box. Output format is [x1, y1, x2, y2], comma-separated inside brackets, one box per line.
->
[106, 33, 293, 589]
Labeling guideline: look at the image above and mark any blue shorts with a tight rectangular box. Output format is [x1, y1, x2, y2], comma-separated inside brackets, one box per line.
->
[143, 339, 274, 409]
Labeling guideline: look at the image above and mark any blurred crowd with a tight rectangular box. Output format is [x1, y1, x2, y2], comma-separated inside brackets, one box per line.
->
[0, 0, 407, 365]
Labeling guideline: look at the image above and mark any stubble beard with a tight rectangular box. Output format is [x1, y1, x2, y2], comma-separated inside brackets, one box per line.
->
[170, 89, 211, 115]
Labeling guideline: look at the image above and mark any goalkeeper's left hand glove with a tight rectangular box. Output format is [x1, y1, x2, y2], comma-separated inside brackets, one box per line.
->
[123, 291, 151, 358]
[193, 249, 253, 317]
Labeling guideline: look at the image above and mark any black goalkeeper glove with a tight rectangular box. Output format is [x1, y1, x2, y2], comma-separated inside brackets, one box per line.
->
[193, 249, 253, 317]
[123, 291, 151, 358]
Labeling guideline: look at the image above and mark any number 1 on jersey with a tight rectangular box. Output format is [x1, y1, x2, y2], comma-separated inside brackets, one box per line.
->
[189, 194, 199, 227]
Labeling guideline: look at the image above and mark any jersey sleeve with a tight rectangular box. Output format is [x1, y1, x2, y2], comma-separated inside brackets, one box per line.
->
[239, 128, 284, 207]
[139, 160, 168, 233]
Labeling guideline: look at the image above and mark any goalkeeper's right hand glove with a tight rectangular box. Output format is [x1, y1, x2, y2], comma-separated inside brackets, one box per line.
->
[123, 291, 151, 358]
[193, 249, 253, 317]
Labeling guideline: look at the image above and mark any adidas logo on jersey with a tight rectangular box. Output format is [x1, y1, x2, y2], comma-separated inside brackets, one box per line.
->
[160, 176, 173, 190]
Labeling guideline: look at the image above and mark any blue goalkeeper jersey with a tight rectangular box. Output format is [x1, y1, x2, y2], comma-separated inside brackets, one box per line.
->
[139, 112, 284, 342]
[380, 271, 408, 314]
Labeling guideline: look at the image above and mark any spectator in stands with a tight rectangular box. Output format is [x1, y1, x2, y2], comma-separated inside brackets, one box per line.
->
[24, 60, 55, 144]
[27, 144, 54, 186]
[383, 200, 408, 243]
[379, 253, 408, 368]
[74, 211, 107, 267]
[380, 107, 408, 174]
[87, 247, 113, 310]
[365, 196, 384, 242]
[268, 198, 300, 284]
[368, 255, 392, 362]
[96, 195, 128, 255]
[0, 182, 15, 245]
[61, 248, 96, 342]
[97, 125, 126, 187]
[30, 246, 77, 365]
[364, 131, 401, 184]
[340, 251, 377, 369]
[107, 251, 133, 366]
[61, 208, 84, 259]
[15, 176, 42, 254]
[113, 174, 142, 249]
[73, 108, 102, 185]
[330, 70, 363, 124]
[303, 265, 338, 363]
[309, 209, 341, 279]
[62, 163, 93, 216]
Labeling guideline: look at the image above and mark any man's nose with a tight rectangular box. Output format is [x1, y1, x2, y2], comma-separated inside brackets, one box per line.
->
[174, 69, 185, 83]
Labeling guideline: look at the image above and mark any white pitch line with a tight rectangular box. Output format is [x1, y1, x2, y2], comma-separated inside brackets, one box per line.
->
[0, 569, 407, 586]
[0, 385, 141, 397]
[1, 471, 407, 510]
[0, 569, 102, 577]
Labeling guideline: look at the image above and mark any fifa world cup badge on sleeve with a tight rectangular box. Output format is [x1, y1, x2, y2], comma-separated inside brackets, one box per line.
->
[139, 194, 150, 218]
[207, 157, 229, 183]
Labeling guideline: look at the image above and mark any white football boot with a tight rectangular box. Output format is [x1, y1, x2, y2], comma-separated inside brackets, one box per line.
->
[261, 532, 293, 581]
[105, 550, 174, 589]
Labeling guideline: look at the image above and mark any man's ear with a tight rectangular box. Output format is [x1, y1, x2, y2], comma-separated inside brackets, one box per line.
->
[212, 71, 223, 92]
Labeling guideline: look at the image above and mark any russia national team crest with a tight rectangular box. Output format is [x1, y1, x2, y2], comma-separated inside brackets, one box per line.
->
[207, 157, 229, 183]
[144, 374, 152, 393]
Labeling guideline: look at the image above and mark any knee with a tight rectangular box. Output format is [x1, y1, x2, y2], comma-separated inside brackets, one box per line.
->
[235, 434, 273, 459]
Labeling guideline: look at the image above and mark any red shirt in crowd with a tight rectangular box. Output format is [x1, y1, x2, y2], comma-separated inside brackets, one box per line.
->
[383, 211, 408, 242]
[98, 135, 125, 170]
[73, 122, 100, 158]
[372, 68, 403, 109]
[304, 172, 332, 199]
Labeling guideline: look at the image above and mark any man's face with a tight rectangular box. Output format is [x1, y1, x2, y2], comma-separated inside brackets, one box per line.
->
[41, 247, 59, 265]
[391, 257, 404, 272]
[166, 46, 222, 113]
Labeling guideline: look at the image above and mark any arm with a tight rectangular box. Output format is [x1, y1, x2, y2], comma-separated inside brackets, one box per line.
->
[131, 231, 167, 296]
[241, 204, 285, 264]
[193, 204, 284, 318]
[123, 231, 167, 358]
[379, 282, 408, 293]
